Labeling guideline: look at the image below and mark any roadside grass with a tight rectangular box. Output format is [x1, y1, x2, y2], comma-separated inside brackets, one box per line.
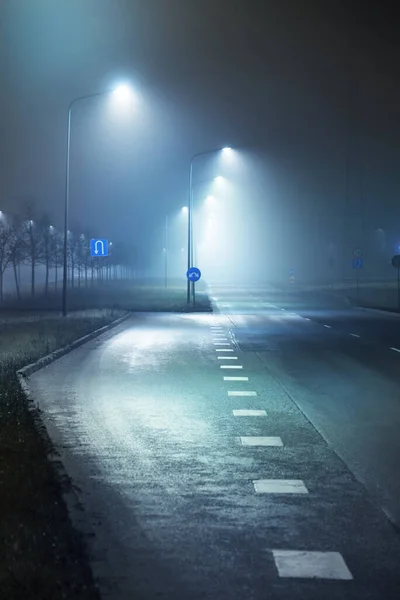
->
[0, 278, 212, 313]
[282, 280, 400, 312]
[0, 308, 127, 599]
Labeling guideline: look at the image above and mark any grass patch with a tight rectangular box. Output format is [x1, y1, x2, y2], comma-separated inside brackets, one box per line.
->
[0, 308, 127, 599]
[0, 279, 212, 314]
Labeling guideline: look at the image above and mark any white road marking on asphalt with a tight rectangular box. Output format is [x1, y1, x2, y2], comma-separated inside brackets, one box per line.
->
[272, 550, 353, 580]
[241, 436, 283, 446]
[214, 342, 230, 345]
[253, 479, 309, 494]
[224, 376, 249, 381]
[220, 365, 243, 369]
[233, 409, 266, 416]
[228, 391, 257, 396]
[324, 324, 331, 328]
[217, 356, 238, 360]
[215, 348, 234, 352]
[280, 308, 286, 311]
[390, 347, 400, 353]
[303, 317, 311, 321]
[350, 333, 360, 338]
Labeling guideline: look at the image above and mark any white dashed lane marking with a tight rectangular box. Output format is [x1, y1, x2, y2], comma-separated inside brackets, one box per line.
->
[253, 479, 309, 494]
[220, 365, 243, 369]
[390, 347, 400, 353]
[224, 376, 249, 381]
[240, 436, 283, 447]
[214, 342, 230, 346]
[324, 324, 331, 329]
[217, 356, 238, 360]
[350, 333, 360, 338]
[233, 409, 266, 416]
[215, 348, 234, 352]
[272, 550, 353, 580]
[228, 391, 257, 396]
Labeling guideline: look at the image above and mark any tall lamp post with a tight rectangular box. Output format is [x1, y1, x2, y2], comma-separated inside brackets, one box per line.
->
[62, 85, 131, 317]
[164, 214, 168, 288]
[187, 147, 231, 304]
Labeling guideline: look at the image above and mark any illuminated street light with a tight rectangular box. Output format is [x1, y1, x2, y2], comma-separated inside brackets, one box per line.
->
[112, 84, 132, 100]
[63, 83, 133, 316]
[181, 206, 188, 213]
[187, 145, 231, 304]
[222, 146, 232, 152]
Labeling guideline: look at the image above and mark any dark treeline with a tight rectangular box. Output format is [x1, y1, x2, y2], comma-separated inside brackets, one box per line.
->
[0, 204, 137, 301]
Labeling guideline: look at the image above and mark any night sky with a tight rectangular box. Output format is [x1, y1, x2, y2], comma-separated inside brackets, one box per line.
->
[1, 1, 399, 279]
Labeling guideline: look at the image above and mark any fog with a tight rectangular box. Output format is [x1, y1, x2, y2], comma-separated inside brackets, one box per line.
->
[1, 1, 400, 295]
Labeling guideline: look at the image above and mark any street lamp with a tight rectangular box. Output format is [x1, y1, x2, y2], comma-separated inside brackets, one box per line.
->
[62, 84, 132, 316]
[187, 147, 232, 304]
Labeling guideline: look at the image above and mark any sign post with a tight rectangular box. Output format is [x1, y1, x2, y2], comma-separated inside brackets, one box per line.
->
[186, 266, 201, 308]
[391, 255, 400, 310]
[352, 249, 363, 304]
[328, 257, 335, 288]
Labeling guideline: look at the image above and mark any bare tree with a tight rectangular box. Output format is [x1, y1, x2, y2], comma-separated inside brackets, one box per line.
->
[52, 231, 63, 292]
[8, 222, 24, 301]
[39, 215, 54, 295]
[21, 203, 43, 297]
[0, 219, 13, 301]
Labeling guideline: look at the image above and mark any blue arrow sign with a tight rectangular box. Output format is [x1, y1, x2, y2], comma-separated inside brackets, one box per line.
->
[352, 258, 363, 269]
[90, 239, 108, 257]
[186, 266, 201, 281]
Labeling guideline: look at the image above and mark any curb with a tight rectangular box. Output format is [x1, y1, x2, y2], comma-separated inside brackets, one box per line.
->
[15, 310, 132, 598]
[17, 311, 131, 382]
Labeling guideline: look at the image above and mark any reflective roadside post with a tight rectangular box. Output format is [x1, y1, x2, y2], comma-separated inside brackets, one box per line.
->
[391, 255, 400, 310]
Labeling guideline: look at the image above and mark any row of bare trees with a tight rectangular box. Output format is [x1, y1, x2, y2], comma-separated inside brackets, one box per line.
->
[0, 207, 137, 301]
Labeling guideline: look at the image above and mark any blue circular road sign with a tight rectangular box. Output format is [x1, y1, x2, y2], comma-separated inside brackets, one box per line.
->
[186, 267, 201, 282]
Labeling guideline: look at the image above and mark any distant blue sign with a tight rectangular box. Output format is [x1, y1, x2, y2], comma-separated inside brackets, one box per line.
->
[186, 266, 201, 282]
[90, 239, 108, 257]
[289, 268, 295, 275]
[352, 258, 363, 269]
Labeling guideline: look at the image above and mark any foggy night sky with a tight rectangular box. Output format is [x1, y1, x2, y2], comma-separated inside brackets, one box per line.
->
[0, 0, 399, 278]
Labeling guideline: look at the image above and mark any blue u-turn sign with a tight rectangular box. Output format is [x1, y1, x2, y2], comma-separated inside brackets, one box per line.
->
[186, 267, 201, 281]
[90, 239, 108, 257]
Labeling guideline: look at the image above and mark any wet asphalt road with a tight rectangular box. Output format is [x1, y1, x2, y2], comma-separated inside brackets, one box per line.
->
[28, 285, 400, 599]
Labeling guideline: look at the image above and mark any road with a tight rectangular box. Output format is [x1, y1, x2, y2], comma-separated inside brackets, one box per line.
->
[28, 286, 400, 599]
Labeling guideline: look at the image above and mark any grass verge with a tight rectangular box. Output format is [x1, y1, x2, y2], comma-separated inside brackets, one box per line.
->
[0, 278, 212, 313]
[0, 308, 127, 599]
